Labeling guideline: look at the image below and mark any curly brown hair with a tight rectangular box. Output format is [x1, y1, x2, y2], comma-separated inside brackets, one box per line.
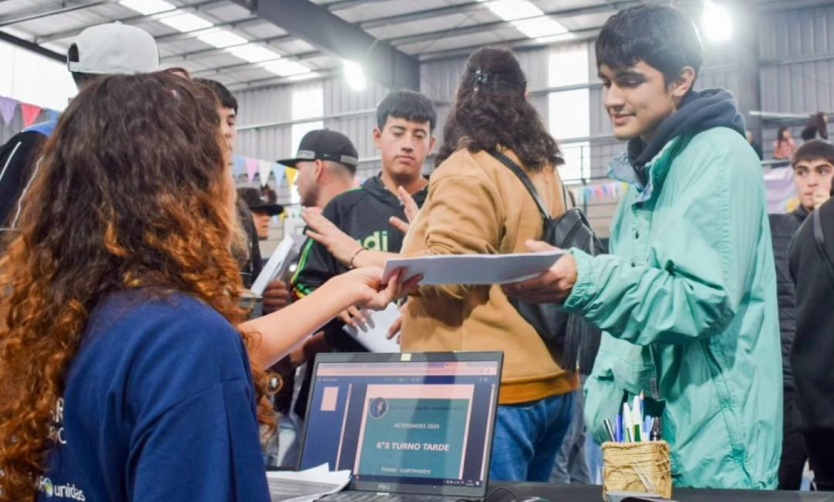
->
[435, 47, 561, 170]
[0, 72, 272, 501]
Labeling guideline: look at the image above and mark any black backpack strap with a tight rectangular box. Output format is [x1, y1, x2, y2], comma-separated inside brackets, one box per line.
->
[813, 207, 834, 283]
[489, 150, 551, 221]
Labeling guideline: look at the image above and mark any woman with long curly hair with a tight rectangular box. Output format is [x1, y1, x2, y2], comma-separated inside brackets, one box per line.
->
[399, 47, 577, 482]
[0, 72, 410, 502]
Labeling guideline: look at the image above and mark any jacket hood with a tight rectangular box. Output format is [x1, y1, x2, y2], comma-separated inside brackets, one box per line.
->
[626, 88, 746, 185]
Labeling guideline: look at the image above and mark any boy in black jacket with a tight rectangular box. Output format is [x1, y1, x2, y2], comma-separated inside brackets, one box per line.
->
[789, 139, 834, 491]
[289, 90, 436, 420]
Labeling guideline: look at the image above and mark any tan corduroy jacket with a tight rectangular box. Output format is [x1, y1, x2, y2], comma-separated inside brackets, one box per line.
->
[400, 147, 578, 405]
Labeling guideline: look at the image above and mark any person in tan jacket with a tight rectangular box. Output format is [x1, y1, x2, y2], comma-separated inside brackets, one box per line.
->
[399, 47, 578, 482]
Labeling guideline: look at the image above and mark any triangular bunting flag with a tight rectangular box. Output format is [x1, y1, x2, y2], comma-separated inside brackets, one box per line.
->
[272, 163, 287, 187]
[45, 109, 61, 122]
[285, 167, 298, 187]
[20, 103, 42, 128]
[232, 155, 245, 179]
[258, 160, 272, 186]
[353, 176, 364, 188]
[245, 157, 258, 183]
[0, 97, 17, 126]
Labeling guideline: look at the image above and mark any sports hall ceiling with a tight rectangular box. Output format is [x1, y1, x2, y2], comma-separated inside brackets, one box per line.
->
[0, 0, 813, 91]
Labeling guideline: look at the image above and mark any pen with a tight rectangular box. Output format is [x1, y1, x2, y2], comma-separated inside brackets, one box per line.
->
[623, 403, 633, 442]
[604, 419, 616, 442]
[650, 417, 662, 441]
[632, 395, 643, 439]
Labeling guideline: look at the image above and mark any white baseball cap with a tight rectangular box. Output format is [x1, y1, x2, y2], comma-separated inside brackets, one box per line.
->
[67, 22, 159, 75]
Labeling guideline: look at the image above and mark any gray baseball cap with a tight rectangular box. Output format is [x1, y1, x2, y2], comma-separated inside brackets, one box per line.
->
[67, 22, 160, 75]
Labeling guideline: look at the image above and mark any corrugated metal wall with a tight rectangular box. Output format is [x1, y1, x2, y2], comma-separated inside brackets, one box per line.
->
[235, 84, 293, 162]
[229, 2, 834, 241]
[323, 78, 390, 180]
[759, 4, 834, 157]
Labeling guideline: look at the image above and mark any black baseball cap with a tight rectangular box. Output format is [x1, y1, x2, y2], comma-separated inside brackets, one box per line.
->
[237, 187, 284, 216]
[277, 129, 359, 172]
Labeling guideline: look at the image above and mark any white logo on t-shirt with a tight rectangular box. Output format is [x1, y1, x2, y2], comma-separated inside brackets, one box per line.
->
[38, 477, 86, 501]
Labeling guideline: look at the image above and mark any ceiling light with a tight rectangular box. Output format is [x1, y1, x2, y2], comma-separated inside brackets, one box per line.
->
[344, 60, 366, 91]
[512, 17, 568, 38]
[197, 30, 248, 48]
[482, 0, 543, 21]
[227, 44, 281, 63]
[119, 0, 175, 15]
[702, 0, 732, 42]
[262, 60, 312, 77]
[160, 13, 213, 33]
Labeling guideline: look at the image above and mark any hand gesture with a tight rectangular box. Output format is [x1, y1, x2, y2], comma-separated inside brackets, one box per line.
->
[389, 186, 420, 235]
[813, 188, 831, 209]
[502, 240, 577, 304]
[302, 208, 362, 265]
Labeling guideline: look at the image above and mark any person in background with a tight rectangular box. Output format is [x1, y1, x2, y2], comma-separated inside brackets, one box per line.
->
[264, 128, 359, 468]
[774, 126, 797, 161]
[773, 140, 834, 489]
[290, 129, 359, 209]
[789, 144, 834, 492]
[0, 22, 159, 240]
[289, 90, 436, 462]
[238, 187, 284, 241]
[505, 4, 780, 488]
[0, 72, 413, 502]
[399, 47, 576, 483]
[194, 77, 265, 290]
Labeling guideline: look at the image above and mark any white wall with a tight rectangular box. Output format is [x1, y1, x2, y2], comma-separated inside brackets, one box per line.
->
[0, 40, 76, 111]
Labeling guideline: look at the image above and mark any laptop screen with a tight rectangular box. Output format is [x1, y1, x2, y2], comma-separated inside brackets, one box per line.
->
[298, 352, 503, 498]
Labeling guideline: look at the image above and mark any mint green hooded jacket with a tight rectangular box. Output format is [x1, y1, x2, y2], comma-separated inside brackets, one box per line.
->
[565, 117, 781, 488]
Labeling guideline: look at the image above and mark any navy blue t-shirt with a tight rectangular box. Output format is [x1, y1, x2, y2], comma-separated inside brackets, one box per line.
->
[37, 289, 270, 502]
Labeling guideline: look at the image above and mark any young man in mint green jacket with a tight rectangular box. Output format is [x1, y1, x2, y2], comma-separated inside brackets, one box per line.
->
[505, 5, 781, 489]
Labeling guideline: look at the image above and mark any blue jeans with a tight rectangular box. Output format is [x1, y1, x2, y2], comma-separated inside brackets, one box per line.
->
[550, 389, 592, 484]
[490, 392, 575, 482]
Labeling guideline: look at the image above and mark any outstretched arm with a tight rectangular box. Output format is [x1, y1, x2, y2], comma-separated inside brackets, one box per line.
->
[243, 268, 418, 368]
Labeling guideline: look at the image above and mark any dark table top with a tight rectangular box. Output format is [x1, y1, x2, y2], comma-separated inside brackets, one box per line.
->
[494, 482, 834, 502]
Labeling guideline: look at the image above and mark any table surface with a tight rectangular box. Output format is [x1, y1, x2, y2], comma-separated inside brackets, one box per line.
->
[495, 482, 834, 502]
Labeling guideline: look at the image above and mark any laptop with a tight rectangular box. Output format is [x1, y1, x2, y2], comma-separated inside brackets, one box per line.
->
[297, 352, 503, 502]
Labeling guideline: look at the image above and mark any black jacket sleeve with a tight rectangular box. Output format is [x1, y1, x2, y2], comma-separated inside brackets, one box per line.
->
[769, 213, 802, 391]
[289, 202, 364, 353]
[788, 201, 834, 431]
[290, 203, 347, 299]
[0, 131, 46, 229]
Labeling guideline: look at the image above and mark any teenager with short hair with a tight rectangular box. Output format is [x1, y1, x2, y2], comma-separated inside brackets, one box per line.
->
[505, 5, 781, 488]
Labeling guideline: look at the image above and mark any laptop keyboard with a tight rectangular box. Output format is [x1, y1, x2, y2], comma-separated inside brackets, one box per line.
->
[319, 492, 462, 502]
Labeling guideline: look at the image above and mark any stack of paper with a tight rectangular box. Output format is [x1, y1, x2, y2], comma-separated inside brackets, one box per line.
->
[382, 251, 565, 286]
[267, 464, 351, 502]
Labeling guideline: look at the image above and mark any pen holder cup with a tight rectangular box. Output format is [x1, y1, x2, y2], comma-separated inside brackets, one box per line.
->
[601, 441, 672, 501]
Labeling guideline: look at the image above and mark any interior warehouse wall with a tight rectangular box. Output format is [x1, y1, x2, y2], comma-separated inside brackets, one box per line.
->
[232, 3, 829, 243]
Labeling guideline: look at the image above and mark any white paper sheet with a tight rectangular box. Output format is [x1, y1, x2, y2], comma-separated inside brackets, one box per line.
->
[342, 303, 401, 353]
[251, 235, 297, 296]
[382, 251, 565, 286]
[267, 463, 351, 502]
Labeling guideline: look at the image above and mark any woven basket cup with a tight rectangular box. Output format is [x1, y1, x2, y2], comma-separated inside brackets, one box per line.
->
[601, 441, 672, 501]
